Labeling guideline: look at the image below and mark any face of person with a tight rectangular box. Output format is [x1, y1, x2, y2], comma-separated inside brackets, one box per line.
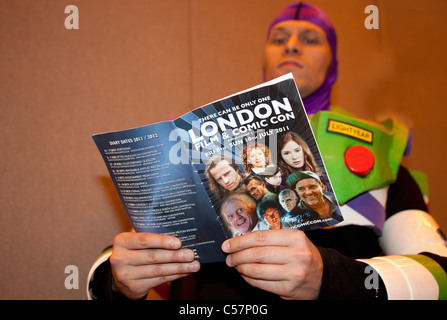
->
[265, 171, 282, 187]
[279, 191, 298, 212]
[248, 147, 266, 169]
[295, 178, 324, 208]
[262, 208, 281, 229]
[245, 179, 267, 200]
[280, 140, 304, 169]
[210, 160, 242, 191]
[222, 199, 257, 234]
[264, 20, 331, 98]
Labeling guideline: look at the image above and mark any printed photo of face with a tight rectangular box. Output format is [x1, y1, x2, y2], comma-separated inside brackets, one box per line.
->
[209, 160, 242, 191]
[279, 190, 298, 212]
[221, 198, 257, 235]
[280, 140, 304, 169]
[262, 207, 281, 229]
[245, 179, 267, 201]
[295, 177, 324, 208]
[248, 147, 267, 169]
[265, 170, 282, 187]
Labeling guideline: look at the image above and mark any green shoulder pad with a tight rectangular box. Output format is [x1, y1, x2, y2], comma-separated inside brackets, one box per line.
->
[310, 109, 409, 204]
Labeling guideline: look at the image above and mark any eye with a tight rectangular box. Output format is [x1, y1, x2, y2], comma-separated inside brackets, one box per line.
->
[300, 30, 322, 45]
[273, 36, 287, 45]
[302, 36, 317, 45]
[270, 31, 289, 45]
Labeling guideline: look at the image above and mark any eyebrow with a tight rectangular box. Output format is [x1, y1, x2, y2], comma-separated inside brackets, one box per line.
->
[270, 27, 323, 38]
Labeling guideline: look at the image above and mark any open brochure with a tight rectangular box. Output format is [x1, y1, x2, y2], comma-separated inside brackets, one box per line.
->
[93, 73, 343, 263]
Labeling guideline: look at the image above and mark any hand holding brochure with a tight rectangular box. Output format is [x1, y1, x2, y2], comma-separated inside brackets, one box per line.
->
[93, 74, 343, 263]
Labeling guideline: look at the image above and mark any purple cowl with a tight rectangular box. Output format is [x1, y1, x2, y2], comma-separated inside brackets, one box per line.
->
[266, 2, 338, 115]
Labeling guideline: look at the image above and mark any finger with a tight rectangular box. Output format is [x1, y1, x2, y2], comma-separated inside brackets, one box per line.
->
[111, 247, 196, 267]
[239, 275, 289, 298]
[222, 229, 305, 253]
[125, 260, 201, 281]
[226, 246, 291, 267]
[114, 232, 182, 250]
[115, 272, 193, 300]
[239, 269, 320, 300]
[233, 262, 289, 282]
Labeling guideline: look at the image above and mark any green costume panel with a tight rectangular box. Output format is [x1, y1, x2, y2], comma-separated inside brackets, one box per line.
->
[310, 108, 409, 204]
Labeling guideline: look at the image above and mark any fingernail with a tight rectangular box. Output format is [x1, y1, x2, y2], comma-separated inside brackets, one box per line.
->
[170, 238, 181, 249]
[225, 254, 233, 267]
[190, 260, 200, 272]
[184, 250, 195, 261]
[221, 240, 229, 252]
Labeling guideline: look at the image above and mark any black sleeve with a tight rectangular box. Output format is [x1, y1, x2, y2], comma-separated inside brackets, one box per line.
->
[88, 258, 132, 300]
[386, 166, 428, 217]
[316, 247, 387, 300]
[421, 252, 447, 272]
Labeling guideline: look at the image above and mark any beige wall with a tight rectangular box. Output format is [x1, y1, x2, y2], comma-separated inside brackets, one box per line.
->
[1, 0, 446, 299]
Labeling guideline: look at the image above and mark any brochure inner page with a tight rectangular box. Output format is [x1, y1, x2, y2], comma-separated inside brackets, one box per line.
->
[93, 121, 228, 263]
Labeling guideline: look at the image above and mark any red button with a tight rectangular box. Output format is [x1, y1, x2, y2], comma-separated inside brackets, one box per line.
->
[344, 145, 375, 177]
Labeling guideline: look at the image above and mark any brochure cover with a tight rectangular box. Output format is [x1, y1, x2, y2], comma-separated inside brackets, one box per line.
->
[93, 73, 343, 263]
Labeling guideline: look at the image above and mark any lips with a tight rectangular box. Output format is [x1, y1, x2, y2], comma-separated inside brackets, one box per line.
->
[278, 60, 303, 69]
[293, 160, 302, 167]
[236, 217, 246, 227]
[304, 194, 318, 203]
[253, 192, 261, 200]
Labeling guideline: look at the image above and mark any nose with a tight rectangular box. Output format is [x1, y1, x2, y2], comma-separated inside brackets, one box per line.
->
[284, 34, 301, 55]
[303, 187, 313, 195]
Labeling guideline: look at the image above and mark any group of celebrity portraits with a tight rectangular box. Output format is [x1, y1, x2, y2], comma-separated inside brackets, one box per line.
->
[204, 130, 340, 237]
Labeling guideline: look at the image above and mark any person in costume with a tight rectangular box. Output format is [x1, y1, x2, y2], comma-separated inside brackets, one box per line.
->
[87, 2, 447, 300]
